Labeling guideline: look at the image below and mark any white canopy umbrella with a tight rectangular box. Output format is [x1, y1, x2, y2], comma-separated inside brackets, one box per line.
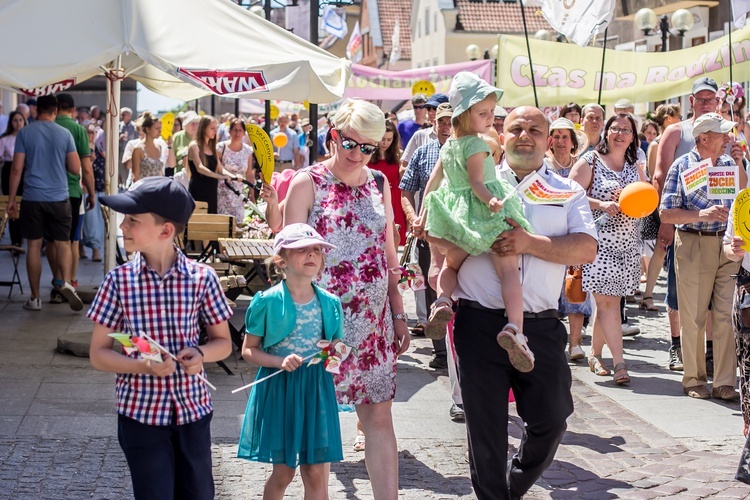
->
[0, 0, 350, 269]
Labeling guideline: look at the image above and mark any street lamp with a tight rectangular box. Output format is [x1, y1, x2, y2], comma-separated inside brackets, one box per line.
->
[635, 7, 695, 52]
[465, 44, 481, 61]
[534, 29, 554, 41]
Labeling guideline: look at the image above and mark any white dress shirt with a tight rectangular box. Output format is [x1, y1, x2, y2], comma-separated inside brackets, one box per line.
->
[454, 162, 598, 312]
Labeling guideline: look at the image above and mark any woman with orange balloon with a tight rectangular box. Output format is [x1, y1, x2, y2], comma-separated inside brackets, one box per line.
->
[569, 113, 651, 386]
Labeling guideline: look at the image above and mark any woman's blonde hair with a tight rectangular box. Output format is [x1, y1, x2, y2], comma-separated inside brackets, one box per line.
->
[331, 98, 386, 144]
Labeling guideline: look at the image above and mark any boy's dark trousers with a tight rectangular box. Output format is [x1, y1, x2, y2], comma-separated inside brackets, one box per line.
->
[118, 412, 215, 500]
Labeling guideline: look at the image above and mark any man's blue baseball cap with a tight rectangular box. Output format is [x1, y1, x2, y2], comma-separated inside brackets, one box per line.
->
[426, 93, 449, 108]
[100, 177, 195, 225]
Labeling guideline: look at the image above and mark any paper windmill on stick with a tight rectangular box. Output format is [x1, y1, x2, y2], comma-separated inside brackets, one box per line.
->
[108, 332, 217, 391]
[307, 340, 353, 374]
[394, 264, 426, 294]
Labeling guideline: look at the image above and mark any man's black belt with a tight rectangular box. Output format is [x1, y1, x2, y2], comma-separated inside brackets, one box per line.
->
[678, 227, 725, 237]
[457, 299, 562, 319]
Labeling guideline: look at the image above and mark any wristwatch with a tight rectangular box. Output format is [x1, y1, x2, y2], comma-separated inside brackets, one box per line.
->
[392, 312, 408, 322]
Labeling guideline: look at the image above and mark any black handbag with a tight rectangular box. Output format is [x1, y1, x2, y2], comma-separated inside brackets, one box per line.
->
[640, 209, 660, 241]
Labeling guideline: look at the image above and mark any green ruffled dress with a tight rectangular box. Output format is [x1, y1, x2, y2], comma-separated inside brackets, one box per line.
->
[423, 135, 531, 255]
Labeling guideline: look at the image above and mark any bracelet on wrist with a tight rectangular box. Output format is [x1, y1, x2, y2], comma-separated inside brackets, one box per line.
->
[193, 346, 205, 358]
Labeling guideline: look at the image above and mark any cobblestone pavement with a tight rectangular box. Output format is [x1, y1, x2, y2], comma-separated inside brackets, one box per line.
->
[2, 251, 750, 498]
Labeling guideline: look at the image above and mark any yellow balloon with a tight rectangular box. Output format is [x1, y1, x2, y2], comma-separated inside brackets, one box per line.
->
[269, 104, 279, 121]
[303, 100, 310, 111]
[198, 110, 205, 116]
[273, 133, 288, 148]
[159, 112, 175, 140]
[246, 123, 275, 184]
[412, 79, 435, 97]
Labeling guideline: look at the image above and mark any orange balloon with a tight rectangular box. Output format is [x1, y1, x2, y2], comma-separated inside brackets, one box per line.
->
[272, 133, 288, 148]
[618, 181, 659, 218]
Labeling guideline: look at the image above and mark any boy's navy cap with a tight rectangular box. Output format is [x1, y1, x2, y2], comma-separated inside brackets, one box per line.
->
[99, 177, 195, 225]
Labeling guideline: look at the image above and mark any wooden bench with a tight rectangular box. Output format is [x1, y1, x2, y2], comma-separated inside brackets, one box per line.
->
[0, 195, 25, 297]
[183, 213, 235, 262]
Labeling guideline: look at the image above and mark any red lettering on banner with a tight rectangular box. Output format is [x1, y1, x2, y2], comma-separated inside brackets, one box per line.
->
[177, 68, 268, 95]
[17, 79, 76, 97]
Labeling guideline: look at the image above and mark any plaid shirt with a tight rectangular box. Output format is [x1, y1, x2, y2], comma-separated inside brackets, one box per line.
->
[660, 148, 735, 233]
[87, 249, 232, 426]
[399, 139, 442, 194]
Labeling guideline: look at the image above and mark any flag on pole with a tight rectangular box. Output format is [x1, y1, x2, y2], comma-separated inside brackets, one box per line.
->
[322, 5, 348, 39]
[537, 0, 616, 46]
[389, 19, 401, 66]
[733, 0, 750, 28]
[346, 21, 363, 63]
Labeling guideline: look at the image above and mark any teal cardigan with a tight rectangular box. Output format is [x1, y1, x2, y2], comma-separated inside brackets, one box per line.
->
[244, 281, 345, 349]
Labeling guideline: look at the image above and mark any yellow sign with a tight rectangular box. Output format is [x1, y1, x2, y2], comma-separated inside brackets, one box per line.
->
[733, 188, 750, 250]
[159, 112, 175, 140]
[269, 104, 279, 121]
[497, 25, 750, 106]
[246, 123, 274, 184]
[412, 80, 435, 96]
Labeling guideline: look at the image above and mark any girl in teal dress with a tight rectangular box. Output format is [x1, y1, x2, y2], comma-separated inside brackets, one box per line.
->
[238, 223, 345, 498]
[415, 71, 535, 372]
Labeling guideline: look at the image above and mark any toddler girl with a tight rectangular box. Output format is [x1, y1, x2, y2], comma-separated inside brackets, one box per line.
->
[416, 71, 535, 372]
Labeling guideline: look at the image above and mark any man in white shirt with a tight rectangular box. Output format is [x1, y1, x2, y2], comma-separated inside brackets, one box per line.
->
[453, 107, 598, 499]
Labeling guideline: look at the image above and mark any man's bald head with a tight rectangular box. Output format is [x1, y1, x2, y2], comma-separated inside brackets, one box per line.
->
[503, 106, 551, 173]
[505, 106, 549, 135]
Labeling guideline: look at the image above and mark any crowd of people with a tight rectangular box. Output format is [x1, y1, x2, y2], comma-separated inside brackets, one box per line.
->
[5, 71, 750, 498]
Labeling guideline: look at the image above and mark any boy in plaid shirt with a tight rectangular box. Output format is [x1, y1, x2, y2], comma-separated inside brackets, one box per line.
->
[88, 177, 233, 499]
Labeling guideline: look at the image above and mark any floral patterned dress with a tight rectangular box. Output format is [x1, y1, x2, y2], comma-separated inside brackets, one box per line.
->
[217, 141, 252, 221]
[305, 162, 396, 405]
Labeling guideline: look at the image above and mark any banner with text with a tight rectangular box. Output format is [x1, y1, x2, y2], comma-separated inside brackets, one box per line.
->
[497, 25, 750, 106]
[345, 60, 492, 100]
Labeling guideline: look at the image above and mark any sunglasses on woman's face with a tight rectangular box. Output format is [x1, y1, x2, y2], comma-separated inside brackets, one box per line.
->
[335, 131, 378, 155]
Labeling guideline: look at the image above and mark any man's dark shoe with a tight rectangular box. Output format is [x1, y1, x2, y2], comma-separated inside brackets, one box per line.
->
[712, 385, 740, 401]
[449, 403, 465, 421]
[668, 345, 684, 371]
[706, 352, 714, 376]
[429, 354, 448, 369]
[684, 385, 711, 399]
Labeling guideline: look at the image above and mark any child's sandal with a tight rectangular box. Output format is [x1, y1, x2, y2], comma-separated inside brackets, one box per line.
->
[496, 322, 535, 373]
[426, 297, 453, 340]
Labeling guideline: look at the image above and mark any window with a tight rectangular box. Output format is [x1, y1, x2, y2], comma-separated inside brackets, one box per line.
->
[434, 12, 438, 32]
[425, 7, 430, 35]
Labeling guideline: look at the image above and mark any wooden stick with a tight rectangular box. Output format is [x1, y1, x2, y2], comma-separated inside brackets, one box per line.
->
[232, 352, 317, 394]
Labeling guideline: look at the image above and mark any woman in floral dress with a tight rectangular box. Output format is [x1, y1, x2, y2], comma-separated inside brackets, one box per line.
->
[217, 117, 256, 221]
[284, 98, 409, 499]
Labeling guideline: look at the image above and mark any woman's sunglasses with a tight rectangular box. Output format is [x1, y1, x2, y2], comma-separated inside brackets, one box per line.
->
[332, 130, 378, 155]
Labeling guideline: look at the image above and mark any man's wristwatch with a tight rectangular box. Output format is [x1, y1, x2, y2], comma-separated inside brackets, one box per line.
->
[393, 313, 408, 322]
